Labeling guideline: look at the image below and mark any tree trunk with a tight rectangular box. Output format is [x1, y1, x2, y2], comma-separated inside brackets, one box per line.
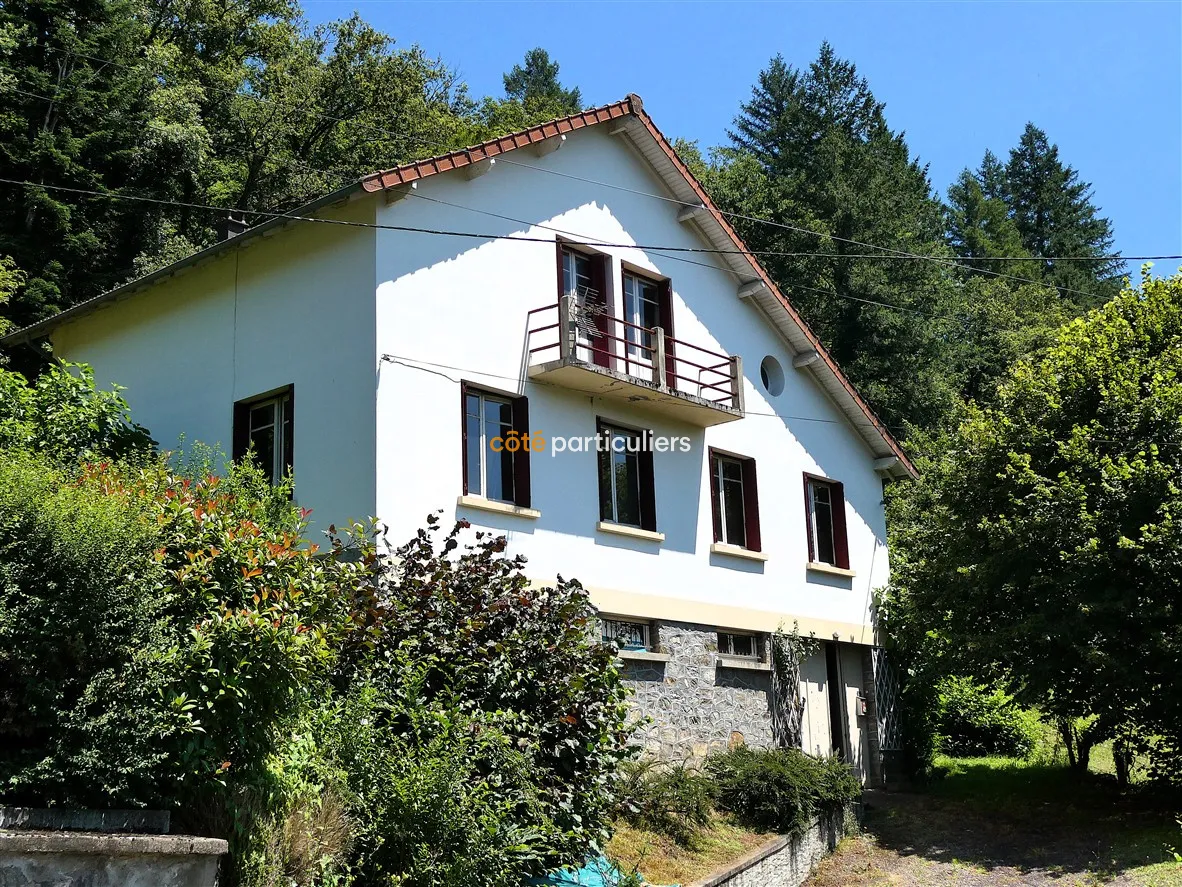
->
[1059, 719, 1077, 769]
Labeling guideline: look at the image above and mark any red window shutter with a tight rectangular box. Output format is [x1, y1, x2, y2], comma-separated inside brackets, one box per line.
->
[803, 474, 815, 562]
[232, 400, 250, 464]
[512, 394, 531, 508]
[589, 253, 612, 369]
[741, 458, 761, 552]
[658, 278, 676, 390]
[708, 448, 722, 543]
[459, 381, 470, 495]
[831, 481, 850, 569]
[638, 432, 657, 532]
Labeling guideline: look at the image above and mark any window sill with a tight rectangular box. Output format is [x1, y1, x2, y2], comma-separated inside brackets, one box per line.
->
[807, 561, 856, 578]
[716, 655, 771, 672]
[456, 495, 540, 520]
[596, 521, 665, 543]
[710, 542, 769, 562]
[617, 649, 671, 664]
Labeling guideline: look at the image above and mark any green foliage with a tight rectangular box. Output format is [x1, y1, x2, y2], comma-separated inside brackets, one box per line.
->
[617, 760, 717, 846]
[335, 514, 636, 875]
[883, 272, 1182, 784]
[1003, 124, 1123, 307]
[0, 452, 351, 811]
[0, 1, 486, 328]
[0, 362, 154, 461]
[700, 44, 959, 431]
[706, 746, 861, 836]
[0, 450, 175, 805]
[321, 678, 550, 887]
[933, 676, 1040, 758]
[0, 256, 23, 339]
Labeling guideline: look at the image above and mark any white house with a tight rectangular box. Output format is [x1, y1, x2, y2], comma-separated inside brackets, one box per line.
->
[2, 95, 913, 784]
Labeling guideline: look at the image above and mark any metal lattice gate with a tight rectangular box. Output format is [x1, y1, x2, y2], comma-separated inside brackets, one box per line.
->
[871, 646, 903, 752]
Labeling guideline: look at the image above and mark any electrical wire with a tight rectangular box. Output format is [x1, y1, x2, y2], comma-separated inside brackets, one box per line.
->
[7, 55, 1175, 276]
[0, 175, 1026, 326]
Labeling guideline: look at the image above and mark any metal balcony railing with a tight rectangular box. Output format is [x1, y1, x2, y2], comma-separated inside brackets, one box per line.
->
[526, 293, 744, 414]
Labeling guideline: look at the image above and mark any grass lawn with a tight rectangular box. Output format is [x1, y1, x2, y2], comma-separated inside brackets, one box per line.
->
[807, 755, 1182, 887]
[607, 817, 776, 885]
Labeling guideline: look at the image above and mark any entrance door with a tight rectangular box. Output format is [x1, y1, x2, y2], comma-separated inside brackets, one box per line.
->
[825, 642, 848, 759]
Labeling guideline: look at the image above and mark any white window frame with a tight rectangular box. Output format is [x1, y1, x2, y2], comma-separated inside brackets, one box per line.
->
[622, 272, 660, 364]
[714, 454, 747, 548]
[807, 478, 837, 566]
[465, 389, 515, 504]
[601, 424, 643, 527]
[247, 392, 291, 485]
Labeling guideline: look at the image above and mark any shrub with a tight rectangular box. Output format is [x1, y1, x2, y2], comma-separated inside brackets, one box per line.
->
[706, 747, 861, 835]
[320, 674, 552, 887]
[617, 760, 716, 845]
[0, 449, 174, 805]
[332, 515, 637, 876]
[934, 676, 1040, 758]
[0, 362, 153, 462]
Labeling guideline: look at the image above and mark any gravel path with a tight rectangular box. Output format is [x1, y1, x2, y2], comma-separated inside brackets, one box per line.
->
[805, 789, 1179, 887]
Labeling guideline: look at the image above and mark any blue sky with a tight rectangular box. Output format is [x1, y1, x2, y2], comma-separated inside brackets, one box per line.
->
[306, 0, 1182, 279]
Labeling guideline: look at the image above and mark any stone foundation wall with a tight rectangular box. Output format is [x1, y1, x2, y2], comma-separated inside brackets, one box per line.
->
[622, 620, 775, 759]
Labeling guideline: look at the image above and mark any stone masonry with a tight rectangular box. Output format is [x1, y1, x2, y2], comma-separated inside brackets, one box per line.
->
[621, 620, 774, 759]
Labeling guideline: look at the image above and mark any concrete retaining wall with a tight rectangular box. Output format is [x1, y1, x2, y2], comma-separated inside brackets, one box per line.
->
[687, 807, 853, 887]
[0, 829, 227, 887]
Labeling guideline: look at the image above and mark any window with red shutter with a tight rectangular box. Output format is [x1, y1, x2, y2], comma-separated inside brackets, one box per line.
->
[709, 449, 761, 551]
[804, 474, 849, 569]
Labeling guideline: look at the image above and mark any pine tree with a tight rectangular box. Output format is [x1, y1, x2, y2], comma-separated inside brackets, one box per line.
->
[945, 157, 1040, 282]
[503, 48, 581, 113]
[710, 42, 955, 431]
[1004, 123, 1122, 307]
[478, 48, 583, 135]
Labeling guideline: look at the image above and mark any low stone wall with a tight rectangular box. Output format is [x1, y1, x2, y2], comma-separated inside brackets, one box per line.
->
[686, 807, 853, 887]
[0, 829, 227, 887]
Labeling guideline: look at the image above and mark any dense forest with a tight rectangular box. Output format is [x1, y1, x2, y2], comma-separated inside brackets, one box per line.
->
[0, 2, 1123, 439]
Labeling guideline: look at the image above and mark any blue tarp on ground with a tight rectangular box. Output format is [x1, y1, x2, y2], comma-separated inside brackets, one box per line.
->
[536, 855, 677, 887]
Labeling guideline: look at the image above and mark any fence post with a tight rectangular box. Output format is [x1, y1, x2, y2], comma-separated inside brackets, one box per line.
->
[730, 354, 745, 412]
[651, 327, 666, 389]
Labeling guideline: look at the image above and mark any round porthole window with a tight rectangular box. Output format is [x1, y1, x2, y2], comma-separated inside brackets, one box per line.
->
[760, 355, 785, 396]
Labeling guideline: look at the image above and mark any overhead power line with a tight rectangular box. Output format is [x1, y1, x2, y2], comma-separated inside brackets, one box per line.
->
[5, 58, 1171, 284]
[0, 175, 996, 324]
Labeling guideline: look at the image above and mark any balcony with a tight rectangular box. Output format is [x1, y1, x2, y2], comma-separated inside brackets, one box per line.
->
[526, 294, 744, 427]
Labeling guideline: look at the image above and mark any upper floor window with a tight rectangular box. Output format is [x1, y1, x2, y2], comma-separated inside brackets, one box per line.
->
[596, 420, 656, 531]
[233, 387, 293, 485]
[560, 244, 611, 368]
[462, 383, 531, 508]
[709, 449, 761, 551]
[622, 272, 661, 360]
[804, 474, 849, 569]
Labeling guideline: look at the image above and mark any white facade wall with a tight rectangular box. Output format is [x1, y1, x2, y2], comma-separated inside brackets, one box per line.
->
[51, 201, 379, 539]
[373, 128, 889, 641]
[48, 124, 891, 779]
